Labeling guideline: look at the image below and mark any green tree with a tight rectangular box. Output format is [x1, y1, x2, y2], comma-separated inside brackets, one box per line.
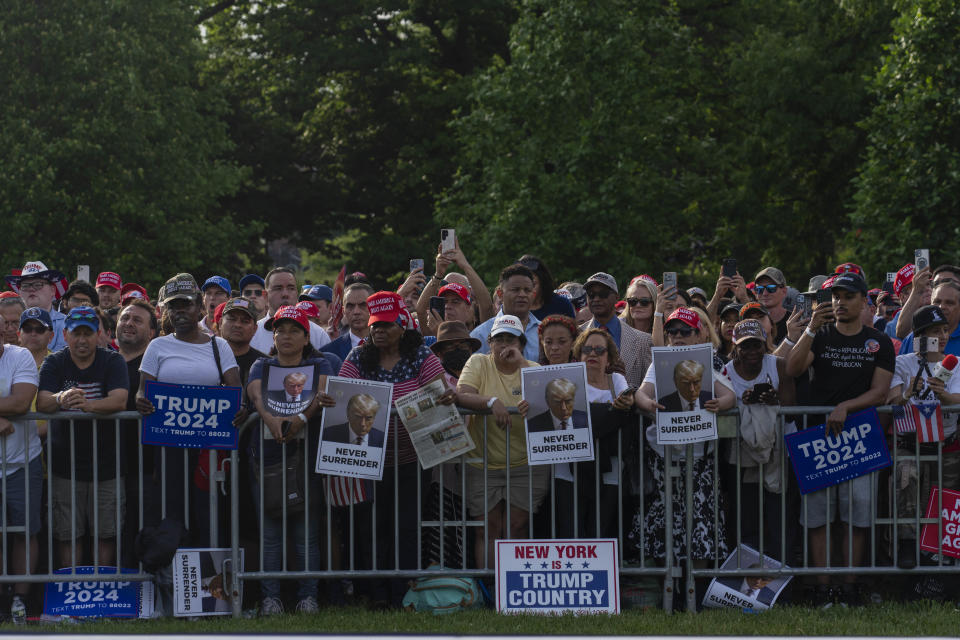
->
[0, 0, 248, 290]
[851, 0, 960, 274]
[438, 0, 717, 285]
[202, 0, 517, 288]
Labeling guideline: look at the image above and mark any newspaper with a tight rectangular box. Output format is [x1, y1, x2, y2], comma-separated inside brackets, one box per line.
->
[395, 379, 475, 469]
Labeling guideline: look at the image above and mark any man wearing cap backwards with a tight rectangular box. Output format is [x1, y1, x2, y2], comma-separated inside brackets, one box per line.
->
[785, 271, 894, 606]
[579, 272, 652, 387]
[753, 267, 789, 345]
[95, 272, 123, 311]
[199, 276, 231, 337]
[250, 267, 331, 354]
[36, 306, 129, 568]
[321, 282, 374, 361]
[299, 284, 333, 328]
[887, 304, 960, 568]
[898, 280, 960, 357]
[471, 264, 542, 362]
[6, 261, 69, 352]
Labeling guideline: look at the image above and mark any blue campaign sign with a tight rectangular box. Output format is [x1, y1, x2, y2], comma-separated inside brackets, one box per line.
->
[43, 567, 141, 618]
[785, 407, 891, 495]
[143, 381, 241, 449]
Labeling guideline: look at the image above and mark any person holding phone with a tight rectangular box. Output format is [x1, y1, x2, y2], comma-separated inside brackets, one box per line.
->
[784, 272, 894, 606]
[889, 262, 932, 340]
[719, 319, 796, 561]
[416, 234, 495, 335]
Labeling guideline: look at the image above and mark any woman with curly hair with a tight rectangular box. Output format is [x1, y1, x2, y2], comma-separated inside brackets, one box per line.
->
[537, 314, 579, 365]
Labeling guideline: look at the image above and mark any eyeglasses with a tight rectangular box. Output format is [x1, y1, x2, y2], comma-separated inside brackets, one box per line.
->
[67, 297, 92, 307]
[243, 289, 264, 297]
[19, 281, 49, 292]
[586, 289, 613, 299]
[755, 284, 780, 293]
[626, 297, 653, 307]
[581, 345, 607, 356]
[20, 324, 49, 334]
[665, 327, 695, 337]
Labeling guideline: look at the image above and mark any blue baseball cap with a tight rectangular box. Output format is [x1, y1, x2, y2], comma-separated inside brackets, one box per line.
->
[299, 284, 333, 303]
[19, 307, 52, 330]
[64, 306, 99, 332]
[238, 274, 264, 290]
[201, 276, 231, 294]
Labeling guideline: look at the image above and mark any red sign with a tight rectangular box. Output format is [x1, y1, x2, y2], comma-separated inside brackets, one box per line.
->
[919, 486, 960, 559]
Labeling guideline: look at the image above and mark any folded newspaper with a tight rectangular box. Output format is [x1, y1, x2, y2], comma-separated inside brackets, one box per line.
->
[395, 379, 475, 468]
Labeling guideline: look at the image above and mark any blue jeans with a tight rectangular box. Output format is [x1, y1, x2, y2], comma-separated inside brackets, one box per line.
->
[250, 460, 321, 600]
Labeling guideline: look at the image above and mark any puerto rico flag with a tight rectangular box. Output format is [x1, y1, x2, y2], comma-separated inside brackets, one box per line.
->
[893, 401, 945, 443]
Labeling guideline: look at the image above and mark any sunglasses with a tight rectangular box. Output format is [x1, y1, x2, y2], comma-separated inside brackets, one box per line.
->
[243, 289, 264, 297]
[586, 289, 613, 299]
[581, 345, 608, 356]
[665, 327, 695, 337]
[626, 297, 653, 307]
[755, 284, 780, 293]
[20, 324, 49, 334]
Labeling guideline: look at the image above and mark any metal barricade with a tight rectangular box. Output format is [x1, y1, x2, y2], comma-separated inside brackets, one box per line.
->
[4, 404, 958, 617]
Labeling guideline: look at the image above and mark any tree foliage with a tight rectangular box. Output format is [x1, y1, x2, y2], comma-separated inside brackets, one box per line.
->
[202, 0, 517, 287]
[851, 0, 960, 274]
[0, 0, 247, 290]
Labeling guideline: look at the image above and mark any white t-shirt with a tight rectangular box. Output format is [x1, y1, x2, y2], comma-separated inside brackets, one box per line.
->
[249, 316, 331, 355]
[0, 345, 41, 472]
[891, 353, 960, 437]
[140, 335, 239, 386]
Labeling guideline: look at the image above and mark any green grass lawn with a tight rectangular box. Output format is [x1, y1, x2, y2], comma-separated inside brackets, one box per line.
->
[8, 601, 957, 635]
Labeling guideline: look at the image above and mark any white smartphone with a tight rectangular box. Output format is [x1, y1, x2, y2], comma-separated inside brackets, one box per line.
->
[915, 336, 938, 353]
[440, 228, 456, 253]
[915, 249, 930, 271]
[77, 265, 90, 283]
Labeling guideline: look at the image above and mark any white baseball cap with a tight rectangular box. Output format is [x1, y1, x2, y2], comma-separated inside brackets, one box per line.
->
[490, 314, 523, 337]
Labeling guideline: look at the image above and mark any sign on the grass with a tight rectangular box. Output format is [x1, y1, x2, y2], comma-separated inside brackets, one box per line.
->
[172, 548, 244, 617]
[919, 486, 960, 559]
[784, 407, 890, 494]
[43, 567, 149, 618]
[495, 539, 619, 614]
[702, 544, 792, 611]
[143, 381, 241, 449]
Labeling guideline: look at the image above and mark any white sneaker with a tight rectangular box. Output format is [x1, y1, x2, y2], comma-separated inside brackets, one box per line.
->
[295, 596, 319, 614]
[261, 596, 284, 616]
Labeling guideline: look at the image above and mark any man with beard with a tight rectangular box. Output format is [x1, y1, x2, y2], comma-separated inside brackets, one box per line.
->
[95, 272, 123, 311]
[785, 272, 894, 606]
[321, 282, 374, 361]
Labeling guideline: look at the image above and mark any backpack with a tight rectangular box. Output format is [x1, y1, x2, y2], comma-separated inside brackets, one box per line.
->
[401, 571, 486, 615]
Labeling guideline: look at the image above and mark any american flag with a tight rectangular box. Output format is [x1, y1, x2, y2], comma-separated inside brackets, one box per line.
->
[893, 401, 945, 443]
[324, 475, 371, 506]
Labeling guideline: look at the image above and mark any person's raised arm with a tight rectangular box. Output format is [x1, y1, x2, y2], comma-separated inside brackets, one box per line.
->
[785, 302, 831, 377]
[447, 238, 495, 322]
[707, 271, 736, 319]
[895, 268, 930, 339]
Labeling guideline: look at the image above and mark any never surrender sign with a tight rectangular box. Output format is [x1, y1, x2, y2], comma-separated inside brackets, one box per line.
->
[143, 381, 241, 449]
[784, 407, 891, 494]
[495, 539, 619, 614]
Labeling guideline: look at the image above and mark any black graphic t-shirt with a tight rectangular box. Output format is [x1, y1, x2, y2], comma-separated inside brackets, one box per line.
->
[808, 324, 895, 408]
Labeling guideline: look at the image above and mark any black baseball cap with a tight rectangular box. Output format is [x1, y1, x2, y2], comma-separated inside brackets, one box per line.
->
[829, 272, 868, 295]
[913, 305, 948, 335]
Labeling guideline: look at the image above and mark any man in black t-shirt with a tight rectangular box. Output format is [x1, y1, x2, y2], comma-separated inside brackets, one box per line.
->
[785, 272, 894, 605]
[36, 306, 129, 568]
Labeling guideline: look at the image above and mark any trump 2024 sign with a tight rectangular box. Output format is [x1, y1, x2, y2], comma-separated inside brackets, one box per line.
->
[495, 539, 619, 614]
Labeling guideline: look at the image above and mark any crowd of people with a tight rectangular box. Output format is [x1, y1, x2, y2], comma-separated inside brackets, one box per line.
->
[0, 242, 957, 618]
